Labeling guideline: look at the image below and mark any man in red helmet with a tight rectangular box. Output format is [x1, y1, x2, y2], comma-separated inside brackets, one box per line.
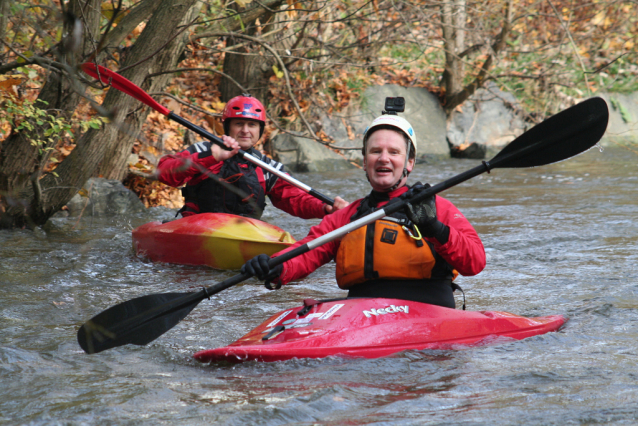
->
[157, 94, 348, 220]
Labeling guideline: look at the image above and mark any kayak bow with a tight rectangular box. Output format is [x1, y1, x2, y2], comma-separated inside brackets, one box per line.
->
[132, 213, 296, 270]
[193, 298, 566, 363]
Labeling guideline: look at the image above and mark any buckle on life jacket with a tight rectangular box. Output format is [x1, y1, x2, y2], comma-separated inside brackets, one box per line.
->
[402, 224, 424, 247]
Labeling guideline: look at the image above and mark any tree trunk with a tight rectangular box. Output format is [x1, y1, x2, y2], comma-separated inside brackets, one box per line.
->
[102, 0, 162, 51]
[0, 0, 102, 228]
[443, 0, 512, 114]
[219, 1, 285, 103]
[221, 39, 272, 102]
[440, 0, 466, 106]
[0, 0, 199, 228]
[0, 0, 9, 46]
[96, 0, 201, 181]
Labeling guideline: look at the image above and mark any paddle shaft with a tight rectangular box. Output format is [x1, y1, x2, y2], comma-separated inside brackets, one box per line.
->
[167, 113, 334, 205]
[82, 63, 334, 206]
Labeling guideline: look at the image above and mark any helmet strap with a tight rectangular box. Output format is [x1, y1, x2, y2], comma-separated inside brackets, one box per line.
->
[388, 168, 409, 191]
[388, 142, 411, 191]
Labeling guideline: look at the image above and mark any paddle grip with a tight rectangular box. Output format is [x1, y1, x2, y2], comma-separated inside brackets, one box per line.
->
[309, 189, 334, 206]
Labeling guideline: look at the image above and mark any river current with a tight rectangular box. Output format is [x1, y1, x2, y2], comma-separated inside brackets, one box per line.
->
[2, 146, 638, 425]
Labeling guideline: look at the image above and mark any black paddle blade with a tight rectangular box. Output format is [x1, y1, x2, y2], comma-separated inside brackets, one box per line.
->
[490, 97, 609, 169]
[77, 292, 203, 354]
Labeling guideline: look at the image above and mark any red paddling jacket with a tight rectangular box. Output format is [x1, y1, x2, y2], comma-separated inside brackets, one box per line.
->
[157, 141, 328, 220]
[274, 186, 486, 307]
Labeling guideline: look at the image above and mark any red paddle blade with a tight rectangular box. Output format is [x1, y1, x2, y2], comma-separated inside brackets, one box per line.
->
[81, 63, 170, 116]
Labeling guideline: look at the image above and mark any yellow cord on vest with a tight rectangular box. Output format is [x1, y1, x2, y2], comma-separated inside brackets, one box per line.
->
[402, 225, 422, 240]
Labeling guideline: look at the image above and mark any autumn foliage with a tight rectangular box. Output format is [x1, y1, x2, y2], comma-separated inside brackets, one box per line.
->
[1, 0, 636, 211]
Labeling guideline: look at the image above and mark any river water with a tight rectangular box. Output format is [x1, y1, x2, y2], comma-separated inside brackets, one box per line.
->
[2, 145, 638, 425]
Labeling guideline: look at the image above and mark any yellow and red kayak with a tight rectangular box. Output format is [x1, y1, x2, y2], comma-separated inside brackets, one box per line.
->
[132, 213, 296, 270]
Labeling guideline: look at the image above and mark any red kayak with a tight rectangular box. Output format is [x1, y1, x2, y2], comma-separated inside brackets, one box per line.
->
[132, 213, 296, 270]
[193, 297, 566, 363]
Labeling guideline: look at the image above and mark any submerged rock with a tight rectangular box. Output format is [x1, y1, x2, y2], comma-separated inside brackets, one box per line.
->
[59, 178, 146, 217]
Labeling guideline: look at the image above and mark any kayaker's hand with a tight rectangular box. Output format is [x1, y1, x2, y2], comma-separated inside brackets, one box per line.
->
[211, 135, 240, 162]
[323, 196, 350, 215]
[404, 183, 449, 244]
[241, 254, 283, 290]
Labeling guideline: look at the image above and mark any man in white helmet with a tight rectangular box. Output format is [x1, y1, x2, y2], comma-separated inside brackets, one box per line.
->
[242, 109, 485, 307]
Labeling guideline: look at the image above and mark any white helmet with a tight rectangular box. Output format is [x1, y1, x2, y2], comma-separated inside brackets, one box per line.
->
[362, 114, 417, 158]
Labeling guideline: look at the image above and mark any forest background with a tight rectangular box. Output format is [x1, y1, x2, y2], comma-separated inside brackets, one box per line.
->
[0, 0, 636, 229]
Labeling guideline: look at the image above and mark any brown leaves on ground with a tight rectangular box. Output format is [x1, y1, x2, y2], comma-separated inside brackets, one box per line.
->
[124, 175, 184, 210]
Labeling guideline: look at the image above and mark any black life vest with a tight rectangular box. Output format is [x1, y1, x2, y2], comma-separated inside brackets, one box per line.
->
[181, 147, 281, 220]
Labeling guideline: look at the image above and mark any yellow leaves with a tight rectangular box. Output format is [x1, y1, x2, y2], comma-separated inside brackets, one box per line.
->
[209, 101, 226, 112]
[591, 11, 606, 26]
[285, 0, 301, 18]
[235, 0, 249, 7]
[16, 51, 34, 64]
[204, 115, 224, 135]
[143, 145, 162, 158]
[591, 10, 612, 29]
[272, 65, 284, 79]
[101, 4, 131, 24]
[201, 101, 226, 134]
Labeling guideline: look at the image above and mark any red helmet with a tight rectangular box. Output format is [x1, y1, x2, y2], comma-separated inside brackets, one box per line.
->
[222, 94, 266, 137]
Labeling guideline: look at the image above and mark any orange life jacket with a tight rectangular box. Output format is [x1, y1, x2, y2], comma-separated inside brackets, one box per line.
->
[335, 217, 438, 289]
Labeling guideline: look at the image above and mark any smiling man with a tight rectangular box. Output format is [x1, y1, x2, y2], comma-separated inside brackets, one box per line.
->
[157, 94, 348, 220]
[242, 110, 486, 308]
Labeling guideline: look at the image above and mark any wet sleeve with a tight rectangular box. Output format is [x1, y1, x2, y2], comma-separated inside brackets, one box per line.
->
[427, 197, 486, 276]
[157, 142, 221, 187]
[267, 178, 327, 219]
[274, 203, 360, 284]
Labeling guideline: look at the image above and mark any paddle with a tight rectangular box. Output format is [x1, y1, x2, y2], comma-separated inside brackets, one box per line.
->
[81, 63, 335, 206]
[77, 96, 609, 354]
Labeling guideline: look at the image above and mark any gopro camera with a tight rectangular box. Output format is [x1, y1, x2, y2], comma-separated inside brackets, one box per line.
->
[383, 97, 405, 115]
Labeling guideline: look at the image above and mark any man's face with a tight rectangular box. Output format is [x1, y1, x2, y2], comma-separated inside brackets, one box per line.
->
[363, 129, 414, 192]
[227, 119, 261, 149]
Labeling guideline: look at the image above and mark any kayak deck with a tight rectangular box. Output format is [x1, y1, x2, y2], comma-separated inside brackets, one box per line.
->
[194, 298, 566, 363]
[132, 213, 295, 270]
